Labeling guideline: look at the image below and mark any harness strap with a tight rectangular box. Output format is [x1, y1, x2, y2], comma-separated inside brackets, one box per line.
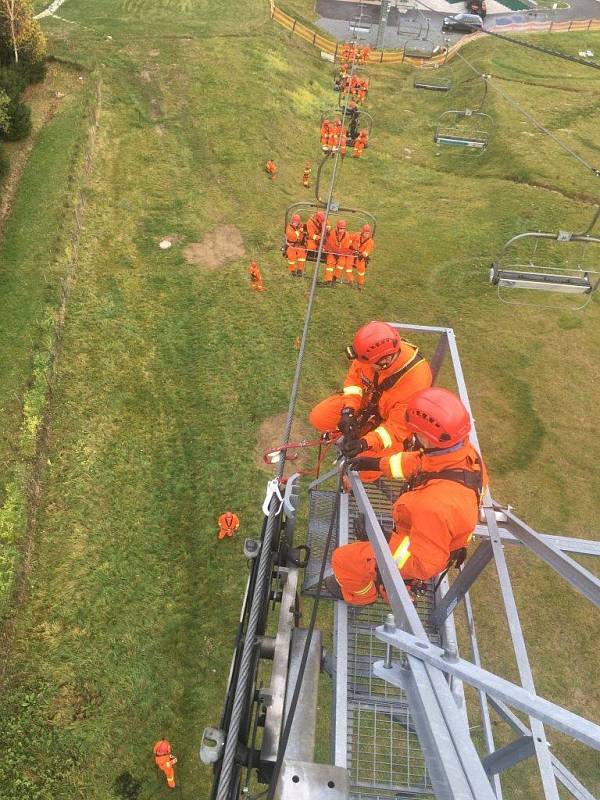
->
[408, 466, 483, 502]
[359, 348, 425, 429]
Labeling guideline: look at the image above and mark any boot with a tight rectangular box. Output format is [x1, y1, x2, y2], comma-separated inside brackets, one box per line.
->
[322, 575, 343, 599]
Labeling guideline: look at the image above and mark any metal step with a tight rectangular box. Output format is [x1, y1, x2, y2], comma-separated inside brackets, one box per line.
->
[306, 484, 438, 798]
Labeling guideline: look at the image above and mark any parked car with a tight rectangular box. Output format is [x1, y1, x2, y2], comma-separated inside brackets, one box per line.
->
[466, 0, 487, 19]
[442, 12, 484, 32]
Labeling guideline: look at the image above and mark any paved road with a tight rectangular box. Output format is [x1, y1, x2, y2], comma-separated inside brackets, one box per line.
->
[315, 0, 600, 49]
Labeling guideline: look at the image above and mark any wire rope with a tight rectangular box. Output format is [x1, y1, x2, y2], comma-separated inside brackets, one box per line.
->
[454, 49, 600, 178]
[214, 52, 366, 800]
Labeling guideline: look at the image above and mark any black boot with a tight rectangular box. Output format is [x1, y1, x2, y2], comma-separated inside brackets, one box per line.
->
[322, 575, 343, 599]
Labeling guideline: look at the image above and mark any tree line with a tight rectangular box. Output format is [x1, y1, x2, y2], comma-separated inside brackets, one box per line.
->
[0, 0, 47, 181]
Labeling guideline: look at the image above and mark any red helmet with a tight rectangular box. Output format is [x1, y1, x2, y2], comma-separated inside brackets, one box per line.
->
[352, 321, 401, 365]
[291, 214, 301, 226]
[336, 219, 347, 230]
[405, 388, 471, 448]
[315, 211, 326, 222]
[361, 224, 371, 236]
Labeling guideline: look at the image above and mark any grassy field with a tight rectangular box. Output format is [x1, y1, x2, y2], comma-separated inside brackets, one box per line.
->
[0, 2, 599, 798]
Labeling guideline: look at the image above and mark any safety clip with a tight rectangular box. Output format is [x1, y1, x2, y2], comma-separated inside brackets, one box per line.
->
[262, 478, 284, 516]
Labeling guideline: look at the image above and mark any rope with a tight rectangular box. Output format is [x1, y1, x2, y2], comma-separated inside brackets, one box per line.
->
[214, 54, 366, 800]
[454, 49, 600, 178]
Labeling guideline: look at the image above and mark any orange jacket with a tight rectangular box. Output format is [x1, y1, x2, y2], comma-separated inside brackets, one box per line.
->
[387, 442, 485, 582]
[285, 223, 306, 247]
[325, 228, 353, 256]
[306, 215, 326, 247]
[351, 233, 375, 260]
[218, 512, 239, 533]
[341, 341, 433, 450]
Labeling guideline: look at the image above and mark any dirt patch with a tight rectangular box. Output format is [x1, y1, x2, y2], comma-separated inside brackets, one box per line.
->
[140, 69, 151, 82]
[256, 412, 320, 477]
[182, 224, 245, 269]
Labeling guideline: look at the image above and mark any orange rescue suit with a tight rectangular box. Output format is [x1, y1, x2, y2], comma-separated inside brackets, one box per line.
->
[309, 341, 433, 477]
[352, 232, 375, 287]
[218, 512, 240, 540]
[324, 227, 353, 282]
[332, 441, 486, 605]
[306, 214, 327, 253]
[154, 740, 177, 789]
[249, 261, 264, 291]
[285, 223, 307, 274]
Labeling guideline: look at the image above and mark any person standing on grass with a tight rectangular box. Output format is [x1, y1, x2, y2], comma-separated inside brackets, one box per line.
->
[249, 260, 265, 291]
[302, 161, 312, 188]
[218, 511, 240, 540]
[266, 159, 277, 179]
[154, 740, 178, 789]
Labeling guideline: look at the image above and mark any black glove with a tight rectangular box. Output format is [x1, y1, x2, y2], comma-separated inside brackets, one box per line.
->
[338, 407, 360, 438]
[349, 456, 381, 472]
[341, 437, 368, 458]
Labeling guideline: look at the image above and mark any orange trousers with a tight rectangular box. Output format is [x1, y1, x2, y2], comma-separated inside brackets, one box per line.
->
[155, 755, 177, 789]
[355, 257, 367, 286]
[287, 245, 306, 273]
[325, 254, 352, 283]
[309, 395, 383, 481]
[352, 141, 366, 158]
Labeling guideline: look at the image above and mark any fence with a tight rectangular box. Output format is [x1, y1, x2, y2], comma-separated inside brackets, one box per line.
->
[269, 1, 600, 68]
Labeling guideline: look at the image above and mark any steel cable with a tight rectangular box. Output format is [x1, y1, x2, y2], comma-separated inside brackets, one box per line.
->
[215, 53, 366, 800]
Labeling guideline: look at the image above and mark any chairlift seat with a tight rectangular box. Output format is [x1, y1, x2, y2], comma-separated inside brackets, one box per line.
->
[414, 77, 451, 92]
[434, 134, 487, 148]
[492, 268, 592, 294]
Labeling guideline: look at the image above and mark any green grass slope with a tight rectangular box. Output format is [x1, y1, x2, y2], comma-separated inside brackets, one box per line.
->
[0, 3, 599, 798]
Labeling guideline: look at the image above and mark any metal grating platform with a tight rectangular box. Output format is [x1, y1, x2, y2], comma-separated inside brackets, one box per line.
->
[305, 482, 437, 798]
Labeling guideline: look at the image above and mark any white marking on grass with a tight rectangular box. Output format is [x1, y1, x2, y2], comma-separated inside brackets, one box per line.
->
[34, 0, 68, 20]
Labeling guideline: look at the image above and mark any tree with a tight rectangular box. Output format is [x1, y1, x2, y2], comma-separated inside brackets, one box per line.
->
[0, 0, 46, 65]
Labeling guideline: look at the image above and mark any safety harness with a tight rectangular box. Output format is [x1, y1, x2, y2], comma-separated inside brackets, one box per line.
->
[356, 348, 425, 432]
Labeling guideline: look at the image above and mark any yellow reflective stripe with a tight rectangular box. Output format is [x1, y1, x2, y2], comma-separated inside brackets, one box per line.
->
[343, 385, 363, 397]
[354, 580, 374, 596]
[389, 452, 405, 480]
[374, 425, 393, 449]
[393, 536, 411, 569]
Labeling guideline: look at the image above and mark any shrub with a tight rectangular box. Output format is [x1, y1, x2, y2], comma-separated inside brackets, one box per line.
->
[20, 60, 47, 85]
[0, 65, 27, 99]
[0, 142, 8, 183]
[3, 98, 31, 141]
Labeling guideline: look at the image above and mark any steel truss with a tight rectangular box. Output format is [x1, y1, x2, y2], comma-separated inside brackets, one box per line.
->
[344, 323, 600, 800]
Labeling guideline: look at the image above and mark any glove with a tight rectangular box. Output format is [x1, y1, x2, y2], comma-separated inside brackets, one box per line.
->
[338, 407, 360, 437]
[341, 437, 368, 458]
[349, 456, 381, 472]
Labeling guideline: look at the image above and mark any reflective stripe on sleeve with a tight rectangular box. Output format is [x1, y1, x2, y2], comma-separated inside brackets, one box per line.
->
[354, 580, 374, 596]
[392, 536, 411, 569]
[374, 425, 393, 449]
[343, 385, 363, 397]
[388, 452, 404, 479]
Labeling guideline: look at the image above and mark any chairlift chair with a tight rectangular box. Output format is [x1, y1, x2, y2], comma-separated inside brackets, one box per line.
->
[490, 208, 600, 310]
[320, 108, 373, 147]
[414, 74, 452, 92]
[282, 202, 377, 287]
[434, 76, 492, 152]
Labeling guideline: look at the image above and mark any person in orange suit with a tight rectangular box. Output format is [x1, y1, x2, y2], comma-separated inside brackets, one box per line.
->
[249, 260, 264, 292]
[154, 740, 178, 789]
[338, 126, 348, 158]
[218, 511, 240, 540]
[309, 321, 432, 481]
[285, 213, 307, 277]
[325, 388, 485, 605]
[306, 210, 327, 255]
[266, 159, 277, 179]
[324, 219, 353, 284]
[351, 224, 375, 289]
[352, 128, 369, 158]
[320, 119, 331, 151]
[302, 161, 312, 188]
[359, 46, 371, 64]
[358, 78, 369, 103]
